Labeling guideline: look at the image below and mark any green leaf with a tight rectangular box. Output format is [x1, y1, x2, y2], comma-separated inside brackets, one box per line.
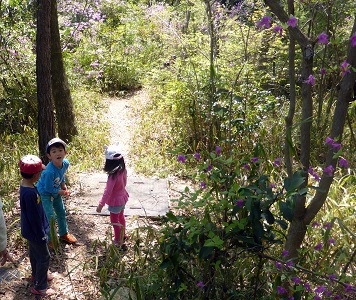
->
[284, 171, 305, 192]
[275, 219, 289, 230]
[199, 246, 214, 259]
[262, 210, 275, 224]
[279, 200, 294, 222]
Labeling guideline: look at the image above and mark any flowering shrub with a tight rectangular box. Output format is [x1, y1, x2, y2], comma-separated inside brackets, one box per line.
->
[148, 145, 355, 299]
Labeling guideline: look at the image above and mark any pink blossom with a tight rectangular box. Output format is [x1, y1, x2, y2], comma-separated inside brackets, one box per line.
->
[317, 32, 329, 44]
[287, 16, 298, 28]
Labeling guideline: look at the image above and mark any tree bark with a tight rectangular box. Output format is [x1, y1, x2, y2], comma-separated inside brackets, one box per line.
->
[50, 0, 77, 143]
[265, 1, 356, 259]
[37, 0, 55, 162]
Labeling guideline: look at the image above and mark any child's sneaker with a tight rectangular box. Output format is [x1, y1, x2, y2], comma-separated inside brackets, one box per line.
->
[60, 233, 77, 244]
[31, 287, 55, 296]
[114, 240, 128, 251]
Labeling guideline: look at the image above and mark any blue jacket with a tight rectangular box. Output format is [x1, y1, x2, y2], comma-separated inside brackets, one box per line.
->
[20, 186, 49, 243]
[36, 159, 70, 195]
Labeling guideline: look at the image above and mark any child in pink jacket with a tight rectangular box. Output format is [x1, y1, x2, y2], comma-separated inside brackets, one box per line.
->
[96, 144, 129, 250]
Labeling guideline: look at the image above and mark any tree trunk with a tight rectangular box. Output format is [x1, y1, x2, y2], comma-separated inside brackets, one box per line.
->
[50, 0, 77, 143]
[37, 0, 55, 163]
[265, 1, 356, 260]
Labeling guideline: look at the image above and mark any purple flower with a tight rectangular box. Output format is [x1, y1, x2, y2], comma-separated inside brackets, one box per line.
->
[304, 74, 315, 85]
[251, 157, 259, 163]
[194, 153, 201, 161]
[350, 32, 356, 47]
[243, 163, 250, 170]
[308, 166, 320, 182]
[292, 276, 301, 284]
[315, 285, 326, 293]
[205, 164, 213, 172]
[328, 274, 337, 281]
[312, 221, 320, 228]
[313, 173, 320, 182]
[332, 143, 341, 151]
[323, 222, 331, 230]
[282, 250, 289, 257]
[270, 183, 276, 188]
[314, 243, 323, 251]
[177, 154, 186, 163]
[275, 261, 283, 270]
[286, 261, 293, 268]
[314, 296, 321, 300]
[287, 16, 298, 28]
[317, 32, 329, 44]
[274, 157, 282, 166]
[345, 284, 353, 293]
[215, 146, 221, 156]
[277, 286, 287, 295]
[341, 60, 351, 76]
[236, 199, 243, 208]
[304, 283, 311, 292]
[257, 16, 272, 29]
[320, 68, 326, 75]
[273, 25, 283, 36]
[328, 238, 335, 245]
[308, 166, 314, 174]
[325, 137, 334, 145]
[200, 182, 207, 189]
[197, 281, 204, 288]
[339, 158, 348, 168]
[323, 165, 334, 176]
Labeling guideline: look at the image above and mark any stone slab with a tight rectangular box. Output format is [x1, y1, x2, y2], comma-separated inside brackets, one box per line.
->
[0, 267, 21, 283]
[77, 173, 169, 217]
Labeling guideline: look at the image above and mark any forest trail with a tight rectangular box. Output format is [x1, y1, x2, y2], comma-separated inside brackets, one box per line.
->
[0, 90, 182, 299]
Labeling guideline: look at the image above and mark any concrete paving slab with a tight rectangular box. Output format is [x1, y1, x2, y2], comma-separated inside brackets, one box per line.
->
[0, 267, 21, 283]
[77, 173, 169, 217]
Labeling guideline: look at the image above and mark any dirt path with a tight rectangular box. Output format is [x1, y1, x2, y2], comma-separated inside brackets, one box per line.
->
[0, 90, 153, 299]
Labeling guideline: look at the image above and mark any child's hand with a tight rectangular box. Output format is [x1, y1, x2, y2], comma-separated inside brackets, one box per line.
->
[59, 189, 70, 197]
[96, 204, 103, 213]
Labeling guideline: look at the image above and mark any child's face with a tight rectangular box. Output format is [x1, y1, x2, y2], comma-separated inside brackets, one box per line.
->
[33, 171, 42, 183]
[47, 146, 67, 168]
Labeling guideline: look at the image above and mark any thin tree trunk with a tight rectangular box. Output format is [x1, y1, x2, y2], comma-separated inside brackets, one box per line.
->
[37, 0, 55, 162]
[265, 1, 356, 259]
[50, 0, 77, 143]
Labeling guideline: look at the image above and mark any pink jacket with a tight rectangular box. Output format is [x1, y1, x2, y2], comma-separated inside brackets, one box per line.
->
[99, 169, 129, 207]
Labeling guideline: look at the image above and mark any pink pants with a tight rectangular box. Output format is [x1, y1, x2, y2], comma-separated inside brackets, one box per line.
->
[110, 211, 126, 244]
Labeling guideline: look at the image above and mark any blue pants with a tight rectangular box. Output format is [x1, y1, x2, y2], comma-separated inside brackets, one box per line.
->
[29, 240, 50, 290]
[41, 194, 68, 240]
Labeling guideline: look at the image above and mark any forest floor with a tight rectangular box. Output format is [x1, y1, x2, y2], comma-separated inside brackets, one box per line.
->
[0, 90, 186, 299]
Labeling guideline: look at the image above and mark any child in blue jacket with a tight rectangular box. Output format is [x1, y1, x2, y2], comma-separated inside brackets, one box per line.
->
[36, 138, 77, 247]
